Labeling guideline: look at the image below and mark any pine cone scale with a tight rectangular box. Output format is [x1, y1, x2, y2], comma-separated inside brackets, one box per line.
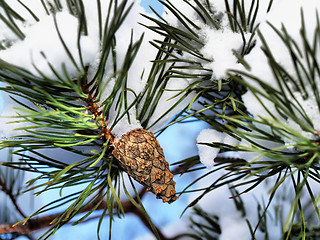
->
[112, 128, 178, 203]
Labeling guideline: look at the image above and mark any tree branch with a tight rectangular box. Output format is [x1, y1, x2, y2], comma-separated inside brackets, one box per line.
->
[0, 176, 27, 219]
[0, 185, 188, 240]
[0, 187, 173, 239]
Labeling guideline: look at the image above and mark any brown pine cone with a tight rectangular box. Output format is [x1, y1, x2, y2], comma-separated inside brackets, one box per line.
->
[112, 128, 178, 203]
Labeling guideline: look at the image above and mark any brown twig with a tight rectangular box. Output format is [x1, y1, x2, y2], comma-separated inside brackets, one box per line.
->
[23, 158, 42, 173]
[0, 187, 177, 240]
[81, 79, 114, 143]
[0, 177, 27, 219]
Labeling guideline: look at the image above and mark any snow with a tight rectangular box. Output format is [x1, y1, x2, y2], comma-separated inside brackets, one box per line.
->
[240, 1, 320, 142]
[0, 0, 175, 139]
[0, 12, 98, 77]
[191, 1, 320, 238]
[196, 128, 242, 167]
[197, 0, 269, 80]
[201, 28, 250, 80]
[186, 0, 320, 156]
[164, 0, 272, 81]
[196, 129, 225, 167]
[111, 115, 143, 141]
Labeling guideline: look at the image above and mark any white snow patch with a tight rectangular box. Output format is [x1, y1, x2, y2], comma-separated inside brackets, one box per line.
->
[241, 1, 320, 142]
[201, 27, 249, 80]
[0, 0, 166, 138]
[196, 129, 225, 167]
[0, 6, 98, 77]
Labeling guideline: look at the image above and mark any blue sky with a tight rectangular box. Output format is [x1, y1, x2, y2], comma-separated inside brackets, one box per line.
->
[140, 0, 164, 13]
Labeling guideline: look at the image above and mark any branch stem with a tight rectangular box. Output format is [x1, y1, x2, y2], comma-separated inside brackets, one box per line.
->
[0, 177, 27, 219]
[0, 187, 173, 239]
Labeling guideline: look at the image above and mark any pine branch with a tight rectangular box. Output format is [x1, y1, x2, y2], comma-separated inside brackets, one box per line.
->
[160, 4, 320, 238]
[0, 1, 175, 238]
[3, 0, 316, 239]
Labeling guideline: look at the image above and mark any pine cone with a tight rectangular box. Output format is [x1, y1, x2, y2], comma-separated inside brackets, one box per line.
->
[112, 128, 178, 203]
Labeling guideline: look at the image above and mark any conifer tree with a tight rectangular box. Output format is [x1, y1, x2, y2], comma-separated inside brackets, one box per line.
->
[1, 0, 320, 239]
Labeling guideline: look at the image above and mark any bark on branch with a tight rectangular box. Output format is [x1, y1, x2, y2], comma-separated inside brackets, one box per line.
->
[0, 187, 178, 239]
[0, 186, 188, 240]
[0, 177, 27, 219]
